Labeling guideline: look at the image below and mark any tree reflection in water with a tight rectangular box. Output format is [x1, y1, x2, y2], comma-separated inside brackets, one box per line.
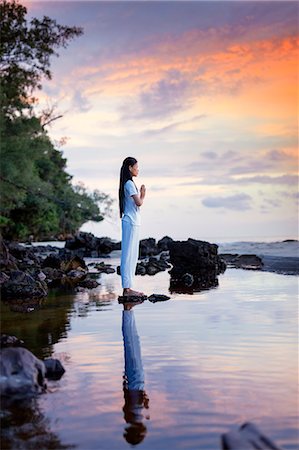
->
[1, 397, 73, 449]
[121, 302, 150, 446]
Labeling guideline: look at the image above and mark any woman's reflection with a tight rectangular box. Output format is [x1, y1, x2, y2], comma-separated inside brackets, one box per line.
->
[121, 301, 149, 446]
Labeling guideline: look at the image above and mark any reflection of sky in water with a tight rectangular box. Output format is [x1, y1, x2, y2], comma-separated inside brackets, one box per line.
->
[3, 266, 298, 450]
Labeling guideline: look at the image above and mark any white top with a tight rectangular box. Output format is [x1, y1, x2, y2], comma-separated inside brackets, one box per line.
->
[122, 179, 141, 226]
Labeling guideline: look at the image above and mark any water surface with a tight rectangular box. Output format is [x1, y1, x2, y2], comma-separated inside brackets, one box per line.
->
[1, 252, 298, 449]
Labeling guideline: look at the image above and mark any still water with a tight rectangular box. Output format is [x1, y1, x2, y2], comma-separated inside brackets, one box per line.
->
[1, 251, 298, 450]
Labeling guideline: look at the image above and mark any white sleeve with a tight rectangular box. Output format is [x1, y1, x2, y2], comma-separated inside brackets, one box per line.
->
[125, 180, 137, 197]
[122, 310, 144, 390]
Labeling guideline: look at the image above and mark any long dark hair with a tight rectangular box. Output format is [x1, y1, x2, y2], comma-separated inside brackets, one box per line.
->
[119, 157, 138, 218]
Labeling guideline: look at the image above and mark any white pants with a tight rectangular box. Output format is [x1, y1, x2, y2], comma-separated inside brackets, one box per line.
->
[121, 219, 140, 289]
[122, 310, 144, 391]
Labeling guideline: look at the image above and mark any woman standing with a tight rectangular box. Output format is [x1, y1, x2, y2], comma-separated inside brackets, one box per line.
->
[119, 157, 146, 297]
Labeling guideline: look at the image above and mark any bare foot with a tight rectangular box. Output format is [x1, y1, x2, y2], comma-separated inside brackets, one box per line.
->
[123, 288, 145, 297]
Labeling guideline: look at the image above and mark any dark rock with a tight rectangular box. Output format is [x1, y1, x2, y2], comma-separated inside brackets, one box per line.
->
[136, 264, 147, 275]
[41, 267, 64, 288]
[42, 253, 62, 269]
[1, 270, 48, 300]
[148, 294, 170, 303]
[0, 347, 46, 399]
[118, 295, 147, 303]
[61, 269, 87, 288]
[159, 251, 170, 261]
[234, 254, 263, 270]
[181, 273, 194, 287]
[0, 334, 24, 348]
[169, 276, 219, 294]
[64, 232, 119, 257]
[146, 264, 161, 276]
[139, 238, 160, 257]
[219, 253, 239, 264]
[157, 236, 173, 251]
[168, 238, 226, 293]
[220, 253, 263, 270]
[221, 421, 282, 450]
[77, 278, 100, 289]
[94, 262, 115, 274]
[0, 272, 10, 284]
[60, 255, 87, 272]
[44, 358, 65, 380]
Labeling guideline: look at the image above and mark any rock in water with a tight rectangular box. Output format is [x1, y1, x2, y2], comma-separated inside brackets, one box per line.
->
[44, 358, 65, 380]
[148, 294, 170, 303]
[0, 347, 46, 399]
[168, 238, 226, 293]
[1, 270, 48, 300]
[118, 295, 148, 303]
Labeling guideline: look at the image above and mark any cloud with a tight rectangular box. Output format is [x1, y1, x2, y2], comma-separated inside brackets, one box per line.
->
[72, 90, 92, 113]
[120, 70, 194, 120]
[202, 193, 252, 210]
[179, 174, 298, 187]
[142, 114, 207, 137]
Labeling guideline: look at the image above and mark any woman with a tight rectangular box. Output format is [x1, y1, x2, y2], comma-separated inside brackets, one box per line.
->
[119, 157, 146, 297]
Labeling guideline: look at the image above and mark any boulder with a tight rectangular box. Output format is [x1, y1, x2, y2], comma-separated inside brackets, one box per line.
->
[42, 253, 62, 269]
[1, 270, 48, 300]
[220, 254, 263, 270]
[64, 232, 120, 257]
[139, 238, 160, 257]
[157, 236, 173, 252]
[0, 347, 46, 399]
[168, 238, 226, 293]
[0, 334, 24, 348]
[41, 267, 64, 288]
[44, 358, 65, 380]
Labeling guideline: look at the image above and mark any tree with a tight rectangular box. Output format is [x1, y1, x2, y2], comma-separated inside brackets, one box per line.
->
[0, 0, 83, 114]
[0, 0, 114, 240]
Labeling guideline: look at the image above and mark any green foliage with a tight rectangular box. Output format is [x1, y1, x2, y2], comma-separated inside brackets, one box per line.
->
[0, 0, 83, 113]
[0, 0, 113, 240]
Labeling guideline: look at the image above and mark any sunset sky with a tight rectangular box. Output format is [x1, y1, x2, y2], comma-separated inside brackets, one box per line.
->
[25, 1, 298, 242]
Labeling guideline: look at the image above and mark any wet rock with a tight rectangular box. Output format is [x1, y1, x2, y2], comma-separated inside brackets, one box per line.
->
[0, 272, 10, 284]
[44, 358, 65, 380]
[148, 294, 170, 303]
[42, 254, 62, 269]
[41, 267, 64, 288]
[0, 334, 24, 348]
[139, 238, 160, 257]
[61, 269, 87, 288]
[159, 251, 170, 261]
[168, 238, 226, 293]
[118, 295, 147, 303]
[157, 236, 174, 252]
[118, 254, 171, 278]
[1, 270, 48, 300]
[135, 264, 147, 275]
[0, 347, 46, 399]
[181, 273, 194, 287]
[76, 278, 100, 289]
[60, 255, 87, 272]
[220, 254, 263, 270]
[94, 262, 115, 274]
[221, 422, 283, 450]
[65, 232, 120, 257]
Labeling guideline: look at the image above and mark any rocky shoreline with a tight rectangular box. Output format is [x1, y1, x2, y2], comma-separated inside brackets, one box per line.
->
[1, 232, 297, 309]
